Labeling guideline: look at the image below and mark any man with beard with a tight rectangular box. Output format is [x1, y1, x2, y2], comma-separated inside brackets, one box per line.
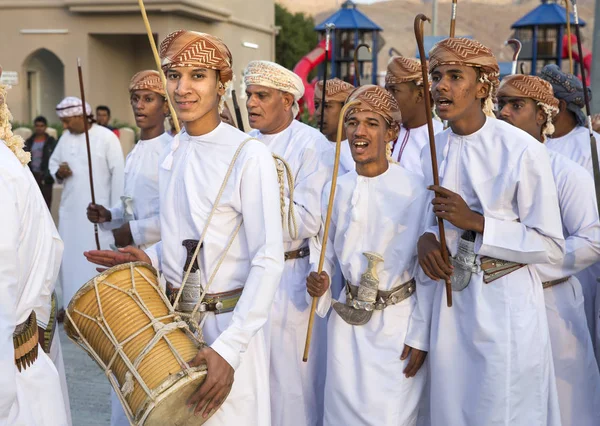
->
[417, 38, 564, 426]
[244, 60, 330, 426]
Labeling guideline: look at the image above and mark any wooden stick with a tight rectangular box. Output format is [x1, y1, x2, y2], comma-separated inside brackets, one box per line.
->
[449, 0, 458, 38]
[414, 14, 452, 307]
[303, 99, 361, 362]
[565, 0, 574, 74]
[137, 0, 180, 134]
[319, 24, 335, 133]
[505, 39, 522, 75]
[77, 58, 100, 251]
[572, 0, 600, 213]
[353, 43, 371, 87]
[231, 89, 245, 132]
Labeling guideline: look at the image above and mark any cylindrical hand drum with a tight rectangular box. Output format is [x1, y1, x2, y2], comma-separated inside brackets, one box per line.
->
[65, 262, 212, 425]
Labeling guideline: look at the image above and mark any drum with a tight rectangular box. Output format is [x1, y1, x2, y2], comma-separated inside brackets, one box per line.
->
[65, 262, 213, 425]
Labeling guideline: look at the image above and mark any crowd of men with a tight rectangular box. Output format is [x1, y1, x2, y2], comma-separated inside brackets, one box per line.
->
[3, 27, 600, 426]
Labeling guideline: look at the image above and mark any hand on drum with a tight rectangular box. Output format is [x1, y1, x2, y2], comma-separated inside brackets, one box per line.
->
[187, 347, 234, 418]
[83, 246, 151, 272]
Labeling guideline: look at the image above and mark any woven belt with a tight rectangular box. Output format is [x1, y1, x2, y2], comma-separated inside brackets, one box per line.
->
[542, 276, 571, 289]
[167, 283, 243, 315]
[345, 278, 416, 311]
[480, 256, 526, 284]
[14, 311, 39, 372]
[285, 247, 310, 261]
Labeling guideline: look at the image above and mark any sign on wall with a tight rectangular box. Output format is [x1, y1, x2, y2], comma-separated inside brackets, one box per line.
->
[0, 71, 19, 86]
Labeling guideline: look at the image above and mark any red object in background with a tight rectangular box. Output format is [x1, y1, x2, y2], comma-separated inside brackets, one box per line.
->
[562, 34, 592, 86]
[293, 39, 330, 116]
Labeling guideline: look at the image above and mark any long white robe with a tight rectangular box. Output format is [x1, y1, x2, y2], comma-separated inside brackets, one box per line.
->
[0, 142, 68, 426]
[101, 132, 171, 250]
[145, 123, 284, 426]
[421, 118, 565, 426]
[536, 150, 600, 426]
[546, 125, 600, 360]
[249, 119, 331, 426]
[49, 335, 71, 426]
[313, 165, 431, 426]
[48, 124, 124, 308]
[392, 121, 444, 177]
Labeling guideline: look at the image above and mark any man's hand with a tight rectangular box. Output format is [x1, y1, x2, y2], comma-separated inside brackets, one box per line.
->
[401, 344, 427, 378]
[418, 233, 453, 281]
[113, 223, 133, 247]
[84, 246, 151, 270]
[87, 203, 112, 224]
[429, 185, 485, 234]
[306, 271, 330, 298]
[187, 347, 234, 419]
[56, 163, 73, 180]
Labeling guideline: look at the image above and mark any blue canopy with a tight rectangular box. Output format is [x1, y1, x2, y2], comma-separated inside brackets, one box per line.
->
[315, 0, 382, 31]
[512, 1, 586, 28]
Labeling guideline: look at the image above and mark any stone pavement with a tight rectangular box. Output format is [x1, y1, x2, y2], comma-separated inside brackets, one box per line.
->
[60, 325, 111, 426]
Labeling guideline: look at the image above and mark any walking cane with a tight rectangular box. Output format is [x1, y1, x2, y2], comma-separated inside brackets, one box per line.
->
[138, 0, 180, 134]
[77, 59, 100, 251]
[231, 89, 245, 132]
[319, 23, 335, 133]
[449, 0, 458, 38]
[505, 39, 522, 76]
[303, 99, 361, 362]
[415, 14, 452, 307]
[353, 43, 371, 87]
[572, 0, 600, 213]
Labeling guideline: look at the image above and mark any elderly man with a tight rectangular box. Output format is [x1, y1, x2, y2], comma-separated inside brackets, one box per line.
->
[541, 64, 600, 358]
[307, 85, 431, 426]
[385, 56, 443, 176]
[244, 60, 330, 426]
[87, 70, 172, 251]
[497, 74, 600, 426]
[0, 69, 68, 426]
[49, 97, 124, 310]
[85, 30, 284, 425]
[418, 38, 564, 425]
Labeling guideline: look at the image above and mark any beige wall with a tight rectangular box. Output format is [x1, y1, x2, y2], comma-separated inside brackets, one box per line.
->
[0, 1, 275, 127]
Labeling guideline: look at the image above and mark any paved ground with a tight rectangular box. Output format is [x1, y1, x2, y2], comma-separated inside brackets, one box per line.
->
[60, 325, 111, 426]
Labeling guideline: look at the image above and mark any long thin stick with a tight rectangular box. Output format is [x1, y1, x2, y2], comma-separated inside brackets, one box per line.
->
[353, 43, 371, 87]
[565, 0, 574, 74]
[303, 99, 361, 362]
[415, 15, 452, 307]
[449, 0, 458, 37]
[572, 0, 600, 212]
[137, 0, 180, 134]
[231, 89, 245, 132]
[77, 58, 100, 251]
[505, 39, 522, 75]
[319, 24, 335, 133]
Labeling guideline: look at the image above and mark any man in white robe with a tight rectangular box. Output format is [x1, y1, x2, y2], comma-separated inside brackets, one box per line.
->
[85, 70, 172, 426]
[385, 56, 444, 177]
[49, 97, 124, 310]
[0, 75, 68, 426]
[307, 85, 431, 426]
[417, 38, 564, 426]
[87, 71, 171, 251]
[85, 30, 284, 425]
[541, 64, 600, 360]
[244, 60, 331, 426]
[314, 78, 355, 174]
[497, 74, 600, 426]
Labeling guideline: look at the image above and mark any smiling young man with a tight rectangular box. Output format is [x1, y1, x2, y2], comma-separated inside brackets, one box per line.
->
[84, 30, 284, 425]
[48, 97, 124, 311]
[496, 74, 600, 426]
[243, 60, 331, 426]
[306, 84, 432, 425]
[417, 38, 565, 426]
[385, 56, 443, 177]
[87, 70, 171, 253]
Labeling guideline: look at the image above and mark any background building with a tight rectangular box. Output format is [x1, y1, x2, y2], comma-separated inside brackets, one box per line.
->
[0, 0, 277, 125]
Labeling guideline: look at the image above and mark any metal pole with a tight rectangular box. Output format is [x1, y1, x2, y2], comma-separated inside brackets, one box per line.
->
[591, 0, 600, 114]
[432, 0, 438, 36]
